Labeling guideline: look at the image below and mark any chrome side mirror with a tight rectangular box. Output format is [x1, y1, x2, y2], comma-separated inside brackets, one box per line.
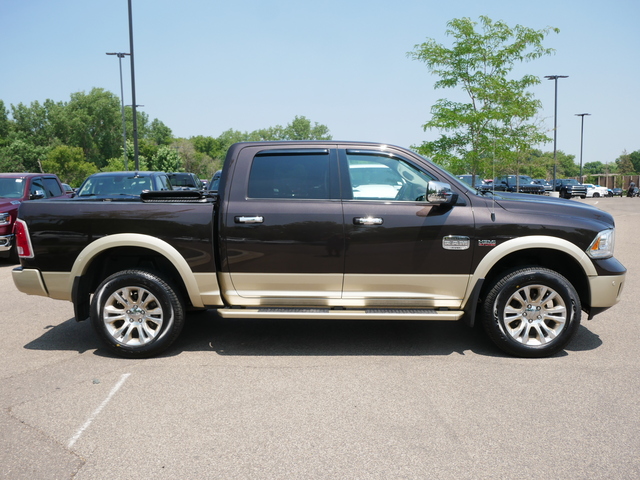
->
[426, 181, 457, 204]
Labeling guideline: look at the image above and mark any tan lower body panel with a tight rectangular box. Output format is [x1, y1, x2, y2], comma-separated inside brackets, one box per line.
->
[219, 272, 468, 309]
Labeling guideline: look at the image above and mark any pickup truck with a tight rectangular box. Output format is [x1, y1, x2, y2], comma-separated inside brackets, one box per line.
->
[0, 173, 70, 262]
[11, 141, 627, 359]
[554, 179, 587, 199]
[484, 175, 546, 194]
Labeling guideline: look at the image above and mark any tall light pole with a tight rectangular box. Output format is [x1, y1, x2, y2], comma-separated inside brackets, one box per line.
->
[128, 0, 140, 171]
[575, 113, 591, 182]
[545, 75, 569, 188]
[106, 52, 130, 170]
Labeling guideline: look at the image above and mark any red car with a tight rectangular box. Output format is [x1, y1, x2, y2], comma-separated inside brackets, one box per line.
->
[0, 173, 70, 262]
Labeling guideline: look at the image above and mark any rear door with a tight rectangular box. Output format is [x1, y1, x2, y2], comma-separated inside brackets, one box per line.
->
[220, 145, 344, 305]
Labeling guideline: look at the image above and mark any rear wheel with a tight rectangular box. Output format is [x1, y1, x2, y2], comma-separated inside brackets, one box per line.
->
[90, 270, 185, 358]
[482, 268, 581, 358]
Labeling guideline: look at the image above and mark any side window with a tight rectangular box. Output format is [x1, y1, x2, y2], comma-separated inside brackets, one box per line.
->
[248, 152, 331, 199]
[30, 178, 46, 198]
[346, 152, 433, 201]
[42, 177, 64, 197]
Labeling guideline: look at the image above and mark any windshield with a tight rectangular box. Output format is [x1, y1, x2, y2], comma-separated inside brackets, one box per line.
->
[78, 174, 154, 196]
[0, 178, 26, 198]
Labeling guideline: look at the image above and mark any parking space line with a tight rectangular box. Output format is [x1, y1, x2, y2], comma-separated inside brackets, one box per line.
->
[67, 373, 131, 449]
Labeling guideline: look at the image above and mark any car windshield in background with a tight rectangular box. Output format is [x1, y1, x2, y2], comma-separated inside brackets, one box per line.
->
[78, 174, 156, 197]
[0, 178, 26, 199]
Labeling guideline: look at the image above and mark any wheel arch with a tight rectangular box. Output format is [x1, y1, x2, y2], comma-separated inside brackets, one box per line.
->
[468, 236, 594, 314]
[70, 234, 205, 311]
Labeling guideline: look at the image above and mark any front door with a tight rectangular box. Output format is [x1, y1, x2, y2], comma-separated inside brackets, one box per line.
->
[339, 148, 475, 309]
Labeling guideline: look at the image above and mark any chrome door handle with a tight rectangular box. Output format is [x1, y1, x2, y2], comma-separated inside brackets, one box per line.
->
[235, 216, 264, 224]
[353, 216, 383, 225]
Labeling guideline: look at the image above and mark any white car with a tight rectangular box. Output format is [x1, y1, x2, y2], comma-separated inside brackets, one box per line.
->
[584, 184, 609, 198]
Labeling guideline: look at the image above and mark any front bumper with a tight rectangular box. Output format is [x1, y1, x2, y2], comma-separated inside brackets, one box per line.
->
[0, 234, 13, 252]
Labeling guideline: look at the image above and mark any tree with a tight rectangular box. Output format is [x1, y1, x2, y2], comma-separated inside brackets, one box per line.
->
[616, 150, 635, 175]
[408, 16, 558, 175]
[41, 145, 98, 186]
[149, 119, 173, 145]
[149, 145, 181, 172]
[628, 150, 640, 173]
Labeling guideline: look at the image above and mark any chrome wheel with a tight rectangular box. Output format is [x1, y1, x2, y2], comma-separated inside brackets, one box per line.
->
[91, 270, 185, 358]
[501, 284, 567, 346]
[103, 286, 164, 346]
[482, 268, 581, 357]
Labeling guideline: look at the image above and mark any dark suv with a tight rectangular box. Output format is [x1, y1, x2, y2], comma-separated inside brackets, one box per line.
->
[167, 172, 203, 191]
[75, 171, 173, 198]
[554, 179, 587, 199]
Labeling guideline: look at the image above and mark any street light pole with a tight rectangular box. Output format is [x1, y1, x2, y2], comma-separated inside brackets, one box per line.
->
[575, 113, 591, 183]
[545, 75, 569, 188]
[106, 52, 130, 170]
[127, 0, 140, 171]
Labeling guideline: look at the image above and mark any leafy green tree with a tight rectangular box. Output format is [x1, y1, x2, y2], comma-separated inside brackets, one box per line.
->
[62, 88, 122, 166]
[628, 150, 640, 173]
[616, 150, 635, 175]
[149, 145, 181, 172]
[41, 145, 98, 186]
[408, 16, 558, 176]
[0, 100, 10, 145]
[149, 119, 173, 145]
[282, 115, 331, 140]
[0, 139, 49, 172]
[583, 161, 605, 175]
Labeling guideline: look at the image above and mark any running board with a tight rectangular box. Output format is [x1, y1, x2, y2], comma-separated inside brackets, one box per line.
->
[217, 307, 464, 321]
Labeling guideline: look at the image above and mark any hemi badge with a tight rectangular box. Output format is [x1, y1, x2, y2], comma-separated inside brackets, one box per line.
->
[442, 235, 470, 250]
[479, 240, 496, 247]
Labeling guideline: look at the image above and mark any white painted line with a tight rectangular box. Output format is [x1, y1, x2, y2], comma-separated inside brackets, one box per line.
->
[68, 373, 131, 449]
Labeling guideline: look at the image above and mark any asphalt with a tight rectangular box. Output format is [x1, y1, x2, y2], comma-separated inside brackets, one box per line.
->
[1, 197, 638, 480]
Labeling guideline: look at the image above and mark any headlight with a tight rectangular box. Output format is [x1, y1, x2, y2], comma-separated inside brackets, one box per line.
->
[587, 228, 615, 259]
[0, 212, 10, 226]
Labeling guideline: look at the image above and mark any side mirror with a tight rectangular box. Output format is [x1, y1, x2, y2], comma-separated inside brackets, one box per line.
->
[426, 181, 457, 204]
[30, 189, 45, 200]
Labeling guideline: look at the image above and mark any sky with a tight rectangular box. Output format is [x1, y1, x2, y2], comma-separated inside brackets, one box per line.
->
[1, 0, 638, 167]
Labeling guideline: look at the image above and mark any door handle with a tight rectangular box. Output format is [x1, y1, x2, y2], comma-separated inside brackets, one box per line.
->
[235, 216, 264, 224]
[353, 216, 383, 225]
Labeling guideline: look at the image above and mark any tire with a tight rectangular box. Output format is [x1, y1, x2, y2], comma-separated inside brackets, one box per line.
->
[593, 193, 600, 198]
[90, 269, 185, 358]
[482, 268, 581, 358]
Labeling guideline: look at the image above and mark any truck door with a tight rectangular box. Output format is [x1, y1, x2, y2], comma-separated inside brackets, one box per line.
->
[220, 146, 344, 305]
[339, 148, 475, 309]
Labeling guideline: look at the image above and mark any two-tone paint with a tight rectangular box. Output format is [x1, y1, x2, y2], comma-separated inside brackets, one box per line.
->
[13, 141, 626, 326]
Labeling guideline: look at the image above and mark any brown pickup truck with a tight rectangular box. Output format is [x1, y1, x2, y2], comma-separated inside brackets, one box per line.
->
[12, 141, 626, 358]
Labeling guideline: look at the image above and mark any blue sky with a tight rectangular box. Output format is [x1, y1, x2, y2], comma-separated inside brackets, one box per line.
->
[1, 0, 638, 166]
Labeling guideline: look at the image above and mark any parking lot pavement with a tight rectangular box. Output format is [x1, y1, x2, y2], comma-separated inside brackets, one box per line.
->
[1, 197, 639, 480]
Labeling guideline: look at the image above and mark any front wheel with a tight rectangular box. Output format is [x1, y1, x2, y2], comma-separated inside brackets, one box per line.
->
[482, 268, 581, 358]
[90, 270, 185, 358]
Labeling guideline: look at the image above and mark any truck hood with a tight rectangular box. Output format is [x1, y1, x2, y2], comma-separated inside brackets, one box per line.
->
[0, 198, 22, 211]
[487, 191, 615, 227]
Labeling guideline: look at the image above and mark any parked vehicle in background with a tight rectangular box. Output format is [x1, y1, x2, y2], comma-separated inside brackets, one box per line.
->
[61, 183, 75, 195]
[457, 175, 489, 190]
[584, 184, 609, 198]
[532, 179, 553, 192]
[75, 171, 173, 198]
[167, 172, 203, 191]
[554, 179, 587, 199]
[209, 170, 222, 191]
[628, 186, 639, 197]
[611, 188, 623, 197]
[0, 173, 70, 262]
[488, 175, 546, 194]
